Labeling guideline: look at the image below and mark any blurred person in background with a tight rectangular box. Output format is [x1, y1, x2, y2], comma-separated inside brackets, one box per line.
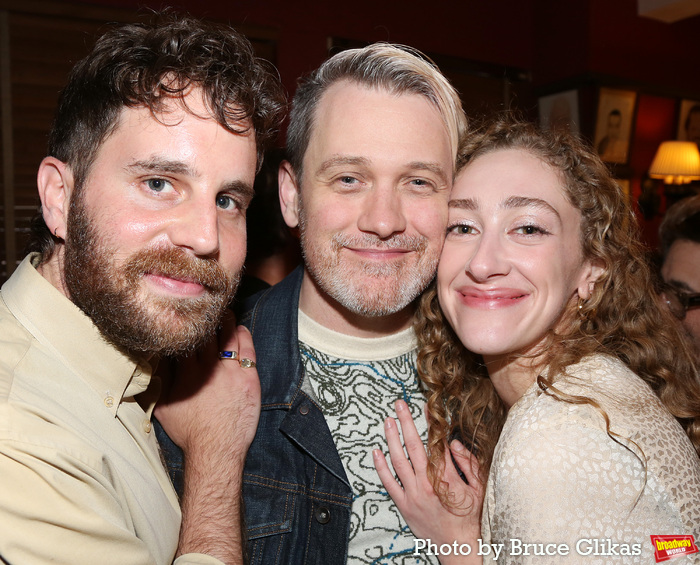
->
[659, 194, 700, 356]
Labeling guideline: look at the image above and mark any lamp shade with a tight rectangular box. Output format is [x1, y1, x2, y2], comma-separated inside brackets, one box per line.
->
[649, 141, 700, 184]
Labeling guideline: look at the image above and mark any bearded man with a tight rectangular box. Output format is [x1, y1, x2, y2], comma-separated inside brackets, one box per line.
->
[0, 13, 284, 565]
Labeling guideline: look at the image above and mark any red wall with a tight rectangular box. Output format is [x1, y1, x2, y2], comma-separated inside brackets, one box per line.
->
[77, 0, 535, 98]
[588, 0, 700, 96]
[76, 0, 700, 96]
[631, 95, 677, 247]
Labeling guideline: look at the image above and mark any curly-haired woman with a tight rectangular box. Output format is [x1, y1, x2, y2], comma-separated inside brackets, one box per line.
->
[374, 117, 700, 564]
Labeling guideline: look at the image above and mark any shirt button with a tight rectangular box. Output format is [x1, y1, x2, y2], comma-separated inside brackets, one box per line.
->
[143, 420, 152, 434]
[314, 506, 331, 524]
[299, 404, 309, 415]
[104, 396, 115, 408]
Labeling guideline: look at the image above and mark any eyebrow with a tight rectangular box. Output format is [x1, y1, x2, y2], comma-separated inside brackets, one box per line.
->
[126, 157, 196, 176]
[502, 196, 561, 220]
[668, 279, 696, 293]
[448, 197, 477, 210]
[316, 156, 449, 184]
[223, 180, 256, 203]
[126, 157, 255, 201]
[316, 156, 370, 176]
[407, 161, 449, 185]
[448, 195, 561, 220]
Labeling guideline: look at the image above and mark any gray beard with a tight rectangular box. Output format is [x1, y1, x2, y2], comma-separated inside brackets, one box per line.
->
[298, 209, 437, 317]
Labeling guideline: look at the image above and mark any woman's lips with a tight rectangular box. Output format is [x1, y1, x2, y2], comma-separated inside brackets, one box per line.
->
[456, 287, 529, 308]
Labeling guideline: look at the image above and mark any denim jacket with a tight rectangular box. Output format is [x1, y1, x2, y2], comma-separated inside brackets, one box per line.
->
[157, 267, 352, 564]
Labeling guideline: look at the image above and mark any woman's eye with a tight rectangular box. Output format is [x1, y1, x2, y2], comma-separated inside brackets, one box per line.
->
[514, 225, 548, 235]
[448, 224, 475, 235]
[146, 178, 171, 192]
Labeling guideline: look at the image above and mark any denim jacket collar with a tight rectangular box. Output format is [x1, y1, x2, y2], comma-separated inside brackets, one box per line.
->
[243, 266, 305, 407]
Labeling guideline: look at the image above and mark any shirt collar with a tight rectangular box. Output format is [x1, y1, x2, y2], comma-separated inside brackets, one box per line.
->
[2, 254, 151, 416]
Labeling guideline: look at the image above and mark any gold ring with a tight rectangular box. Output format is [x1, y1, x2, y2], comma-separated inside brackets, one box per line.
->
[219, 350, 238, 360]
[239, 358, 256, 368]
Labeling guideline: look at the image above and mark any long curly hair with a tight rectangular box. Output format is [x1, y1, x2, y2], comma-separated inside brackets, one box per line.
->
[417, 116, 700, 498]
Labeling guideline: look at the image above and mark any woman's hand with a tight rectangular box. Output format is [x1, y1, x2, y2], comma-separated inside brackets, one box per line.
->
[373, 400, 483, 564]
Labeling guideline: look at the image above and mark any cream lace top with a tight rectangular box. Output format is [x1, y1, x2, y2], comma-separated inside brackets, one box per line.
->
[481, 354, 700, 564]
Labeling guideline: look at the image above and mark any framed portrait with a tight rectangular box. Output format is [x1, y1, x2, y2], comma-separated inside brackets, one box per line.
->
[677, 99, 700, 145]
[594, 88, 637, 164]
[538, 90, 580, 134]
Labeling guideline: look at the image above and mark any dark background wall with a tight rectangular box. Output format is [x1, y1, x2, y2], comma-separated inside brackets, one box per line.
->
[73, 0, 700, 95]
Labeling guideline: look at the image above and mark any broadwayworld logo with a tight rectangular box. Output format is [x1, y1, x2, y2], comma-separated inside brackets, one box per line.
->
[650, 535, 698, 562]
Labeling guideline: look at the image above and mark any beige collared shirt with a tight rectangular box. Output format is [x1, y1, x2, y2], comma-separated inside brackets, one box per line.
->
[0, 255, 221, 565]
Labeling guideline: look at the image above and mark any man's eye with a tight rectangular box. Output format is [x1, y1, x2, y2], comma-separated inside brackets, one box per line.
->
[410, 179, 431, 187]
[216, 195, 239, 210]
[146, 178, 171, 192]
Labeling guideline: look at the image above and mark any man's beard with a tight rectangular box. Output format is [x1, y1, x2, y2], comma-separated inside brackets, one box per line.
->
[298, 207, 438, 317]
[63, 194, 239, 357]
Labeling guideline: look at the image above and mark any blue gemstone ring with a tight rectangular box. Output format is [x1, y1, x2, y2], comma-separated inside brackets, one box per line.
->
[219, 350, 238, 360]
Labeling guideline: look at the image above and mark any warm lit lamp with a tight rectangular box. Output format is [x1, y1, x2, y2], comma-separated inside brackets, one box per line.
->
[648, 141, 700, 184]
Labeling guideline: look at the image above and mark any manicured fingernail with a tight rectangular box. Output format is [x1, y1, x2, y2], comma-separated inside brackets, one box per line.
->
[385, 417, 394, 429]
[395, 400, 405, 412]
[372, 449, 382, 459]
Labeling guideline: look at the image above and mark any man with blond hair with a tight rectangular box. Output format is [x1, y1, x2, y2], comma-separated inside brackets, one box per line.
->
[231, 44, 464, 563]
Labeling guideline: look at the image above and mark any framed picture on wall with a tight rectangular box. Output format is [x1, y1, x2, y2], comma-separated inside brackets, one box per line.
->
[594, 88, 637, 164]
[677, 99, 700, 145]
[538, 90, 579, 134]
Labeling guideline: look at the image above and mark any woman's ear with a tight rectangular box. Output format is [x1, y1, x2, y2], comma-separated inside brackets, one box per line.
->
[578, 258, 605, 300]
[37, 157, 74, 240]
[278, 160, 301, 229]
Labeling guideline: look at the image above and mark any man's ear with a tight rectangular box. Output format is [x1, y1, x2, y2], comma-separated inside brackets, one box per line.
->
[278, 160, 300, 229]
[37, 157, 74, 240]
[578, 258, 605, 300]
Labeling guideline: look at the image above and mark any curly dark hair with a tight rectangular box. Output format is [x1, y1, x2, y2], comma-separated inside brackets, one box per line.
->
[26, 11, 285, 262]
[659, 194, 700, 258]
[416, 116, 700, 498]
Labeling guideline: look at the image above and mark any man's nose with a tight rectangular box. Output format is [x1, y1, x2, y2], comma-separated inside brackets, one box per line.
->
[357, 185, 407, 239]
[166, 198, 220, 257]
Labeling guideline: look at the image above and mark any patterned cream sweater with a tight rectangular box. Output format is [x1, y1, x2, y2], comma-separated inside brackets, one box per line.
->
[482, 354, 700, 564]
[298, 310, 438, 565]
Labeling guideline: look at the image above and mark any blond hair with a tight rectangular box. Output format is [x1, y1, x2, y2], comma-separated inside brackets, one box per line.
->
[286, 43, 466, 178]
